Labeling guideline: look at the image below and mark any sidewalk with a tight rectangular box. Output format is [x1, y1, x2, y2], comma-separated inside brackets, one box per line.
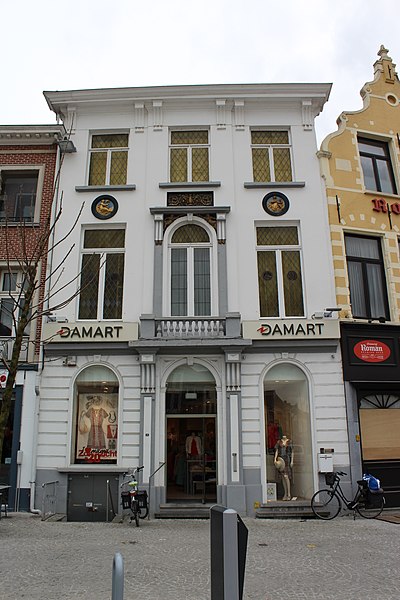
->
[1, 512, 399, 600]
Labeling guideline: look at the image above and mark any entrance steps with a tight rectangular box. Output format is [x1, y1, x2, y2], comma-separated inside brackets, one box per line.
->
[155, 503, 212, 519]
[256, 499, 314, 519]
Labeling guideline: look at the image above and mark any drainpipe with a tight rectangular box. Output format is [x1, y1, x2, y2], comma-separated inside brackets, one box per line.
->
[30, 138, 63, 515]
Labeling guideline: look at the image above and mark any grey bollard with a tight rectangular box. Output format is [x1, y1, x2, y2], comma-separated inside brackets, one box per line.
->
[210, 505, 248, 600]
[112, 552, 124, 600]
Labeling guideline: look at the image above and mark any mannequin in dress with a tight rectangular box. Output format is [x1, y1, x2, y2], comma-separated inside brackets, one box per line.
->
[185, 431, 202, 457]
[274, 435, 294, 500]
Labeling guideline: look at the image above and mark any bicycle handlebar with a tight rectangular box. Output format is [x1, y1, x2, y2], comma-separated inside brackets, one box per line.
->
[336, 470, 347, 477]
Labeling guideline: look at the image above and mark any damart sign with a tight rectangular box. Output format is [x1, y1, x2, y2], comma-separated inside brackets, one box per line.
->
[242, 319, 340, 340]
[42, 321, 138, 343]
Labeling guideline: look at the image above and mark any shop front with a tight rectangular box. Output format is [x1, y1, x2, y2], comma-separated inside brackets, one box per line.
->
[341, 322, 400, 508]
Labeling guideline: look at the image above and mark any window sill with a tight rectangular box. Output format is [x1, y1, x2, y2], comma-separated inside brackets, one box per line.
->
[244, 181, 305, 189]
[75, 184, 136, 193]
[363, 189, 400, 199]
[159, 181, 221, 189]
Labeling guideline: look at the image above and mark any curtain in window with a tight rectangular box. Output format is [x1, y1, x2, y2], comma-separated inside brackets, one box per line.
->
[346, 261, 367, 317]
[194, 248, 210, 315]
[345, 235, 380, 259]
[367, 263, 387, 319]
[171, 248, 187, 316]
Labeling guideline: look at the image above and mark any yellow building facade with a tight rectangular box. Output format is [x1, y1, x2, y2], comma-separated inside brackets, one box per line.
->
[319, 46, 400, 508]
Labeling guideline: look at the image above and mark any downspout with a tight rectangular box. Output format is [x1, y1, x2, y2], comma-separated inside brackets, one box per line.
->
[30, 136, 62, 514]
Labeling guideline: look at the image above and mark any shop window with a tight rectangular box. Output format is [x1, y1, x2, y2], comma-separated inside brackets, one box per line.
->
[264, 363, 313, 501]
[345, 234, 389, 320]
[73, 365, 119, 464]
[358, 137, 397, 194]
[88, 133, 128, 186]
[0, 170, 39, 222]
[167, 222, 216, 317]
[78, 229, 125, 320]
[251, 130, 293, 183]
[170, 130, 209, 182]
[256, 226, 304, 317]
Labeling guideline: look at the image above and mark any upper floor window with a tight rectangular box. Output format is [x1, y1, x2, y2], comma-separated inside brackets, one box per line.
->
[168, 223, 214, 317]
[256, 226, 304, 318]
[0, 171, 38, 222]
[78, 229, 125, 320]
[358, 137, 397, 195]
[88, 134, 129, 186]
[170, 131, 209, 183]
[0, 270, 30, 336]
[251, 131, 293, 183]
[345, 234, 389, 321]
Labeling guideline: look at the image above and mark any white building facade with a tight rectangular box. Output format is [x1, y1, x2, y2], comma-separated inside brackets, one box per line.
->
[35, 84, 349, 520]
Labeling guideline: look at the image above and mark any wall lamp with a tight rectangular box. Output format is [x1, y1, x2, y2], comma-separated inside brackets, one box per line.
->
[57, 136, 76, 153]
[311, 307, 341, 319]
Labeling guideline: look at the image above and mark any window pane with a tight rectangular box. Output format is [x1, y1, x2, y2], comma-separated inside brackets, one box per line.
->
[251, 131, 289, 145]
[360, 155, 377, 191]
[110, 151, 128, 185]
[366, 263, 389, 319]
[257, 227, 298, 246]
[2, 273, 17, 292]
[92, 134, 128, 149]
[78, 254, 100, 319]
[88, 152, 107, 186]
[194, 248, 211, 316]
[103, 253, 124, 319]
[345, 235, 380, 260]
[257, 251, 278, 317]
[170, 148, 188, 182]
[171, 131, 208, 145]
[84, 229, 125, 249]
[358, 140, 386, 156]
[273, 148, 292, 182]
[347, 261, 367, 318]
[0, 298, 14, 336]
[192, 147, 209, 181]
[172, 225, 209, 244]
[0, 172, 38, 222]
[282, 251, 304, 316]
[377, 161, 396, 194]
[252, 148, 271, 182]
[171, 248, 187, 316]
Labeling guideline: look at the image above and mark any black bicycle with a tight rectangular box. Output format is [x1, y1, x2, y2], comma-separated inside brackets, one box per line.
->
[120, 466, 149, 527]
[311, 471, 385, 520]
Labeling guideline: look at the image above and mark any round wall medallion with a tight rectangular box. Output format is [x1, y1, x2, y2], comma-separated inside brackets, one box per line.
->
[262, 192, 290, 216]
[91, 195, 118, 220]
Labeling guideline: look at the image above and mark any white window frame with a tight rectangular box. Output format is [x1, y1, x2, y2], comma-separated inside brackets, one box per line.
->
[163, 216, 218, 317]
[0, 268, 28, 337]
[169, 129, 210, 183]
[256, 224, 305, 318]
[78, 228, 125, 321]
[0, 165, 45, 223]
[251, 129, 293, 183]
[87, 132, 129, 186]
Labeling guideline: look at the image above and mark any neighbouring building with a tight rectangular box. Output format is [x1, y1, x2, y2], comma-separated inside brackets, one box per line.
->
[0, 124, 64, 511]
[319, 46, 400, 507]
[34, 81, 349, 520]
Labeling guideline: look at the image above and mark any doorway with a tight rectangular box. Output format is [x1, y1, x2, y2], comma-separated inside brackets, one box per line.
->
[165, 364, 217, 504]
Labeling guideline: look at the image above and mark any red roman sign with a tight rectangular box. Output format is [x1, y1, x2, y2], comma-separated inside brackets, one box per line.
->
[353, 339, 391, 363]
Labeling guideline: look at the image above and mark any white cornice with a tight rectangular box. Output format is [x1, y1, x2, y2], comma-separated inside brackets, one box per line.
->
[0, 124, 65, 145]
[44, 82, 332, 118]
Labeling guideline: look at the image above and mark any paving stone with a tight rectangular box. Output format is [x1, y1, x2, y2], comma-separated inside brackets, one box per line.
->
[0, 513, 399, 599]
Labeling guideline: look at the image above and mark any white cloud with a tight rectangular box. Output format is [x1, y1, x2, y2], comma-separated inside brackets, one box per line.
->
[2, 0, 400, 145]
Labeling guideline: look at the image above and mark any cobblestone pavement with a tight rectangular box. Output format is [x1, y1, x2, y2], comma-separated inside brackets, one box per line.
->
[0, 512, 399, 600]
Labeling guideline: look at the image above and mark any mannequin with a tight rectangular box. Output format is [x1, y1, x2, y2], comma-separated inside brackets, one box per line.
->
[185, 431, 202, 457]
[274, 435, 294, 501]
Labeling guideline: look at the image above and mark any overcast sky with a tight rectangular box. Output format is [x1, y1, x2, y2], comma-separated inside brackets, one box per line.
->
[3, 0, 400, 145]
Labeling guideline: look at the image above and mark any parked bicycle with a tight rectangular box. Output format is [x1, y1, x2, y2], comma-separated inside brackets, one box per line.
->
[120, 466, 149, 527]
[311, 471, 385, 520]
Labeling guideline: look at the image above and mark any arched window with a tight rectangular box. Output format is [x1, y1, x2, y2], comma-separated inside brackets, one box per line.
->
[73, 365, 119, 464]
[264, 363, 313, 500]
[168, 222, 215, 317]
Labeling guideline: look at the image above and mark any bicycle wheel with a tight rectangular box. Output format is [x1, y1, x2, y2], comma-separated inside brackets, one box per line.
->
[311, 489, 341, 520]
[356, 495, 384, 519]
[138, 506, 149, 519]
